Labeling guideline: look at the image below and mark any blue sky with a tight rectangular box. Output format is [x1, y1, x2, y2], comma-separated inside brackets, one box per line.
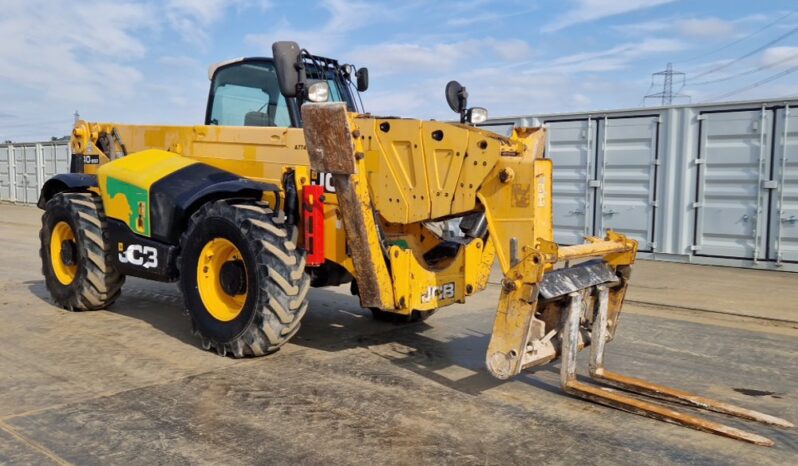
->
[2, 0, 798, 141]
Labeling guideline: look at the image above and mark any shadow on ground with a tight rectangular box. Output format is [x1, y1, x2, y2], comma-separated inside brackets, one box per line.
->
[25, 278, 197, 347]
[25, 278, 558, 397]
[291, 287, 563, 397]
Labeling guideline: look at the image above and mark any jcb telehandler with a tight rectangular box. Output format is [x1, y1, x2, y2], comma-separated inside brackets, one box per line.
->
[38, 41, 791, 445]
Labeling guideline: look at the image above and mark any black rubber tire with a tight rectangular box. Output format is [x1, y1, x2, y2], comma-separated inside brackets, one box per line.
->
[370, 308, 437, 323]
[179, 200, 310, 357]
[40, 192, 125, 311]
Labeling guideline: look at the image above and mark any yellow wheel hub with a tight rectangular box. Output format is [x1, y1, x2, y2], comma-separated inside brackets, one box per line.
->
[51, 221, 78, 285]
[197, 238, 248, 322]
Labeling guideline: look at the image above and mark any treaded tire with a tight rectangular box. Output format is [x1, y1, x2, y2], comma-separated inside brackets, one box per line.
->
[40, 192, 125, 311]
[179, 200, 310, 357]
[370, 308, 437, 323]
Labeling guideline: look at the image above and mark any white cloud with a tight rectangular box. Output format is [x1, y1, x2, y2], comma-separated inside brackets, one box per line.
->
[346, 29, 689, 123]
[0, 1, 157, 140]
[613, 19, 668, 35]
[761, 46, 798, 69]
[0, 1, 151, 102]
[544, 0, 676, 33]
[158, 55, 202, 68]
[445, 5, 539, 28]
[676, 17, 734, 39]
[245, 20, 337, 57]
[322, 0, 372, 31]
[3, 0, 796, 141]
[537, 38, 685, 73]
[615, 12, 785, 43]
[166, 0, 273, 45]
[363, 87, 432, 117]
[424, 68, 608, 118]
[572, 93, 592, 107]
[350, 41, 479, 75]
[446, 13, 504, 28]
[244, 0, 373, 55]
[614, 17, 735, 39]
[492, 39, 533, 61]
[349, 38, 534, 77]
[355, 35, 684, 121]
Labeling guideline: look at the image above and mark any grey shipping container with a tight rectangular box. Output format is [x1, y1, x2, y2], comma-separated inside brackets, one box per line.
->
[483, 98, 798, 272]
[0, 142, 70, 205]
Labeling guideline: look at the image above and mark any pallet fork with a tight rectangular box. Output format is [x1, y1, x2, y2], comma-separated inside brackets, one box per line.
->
[560, 286, 793, 446]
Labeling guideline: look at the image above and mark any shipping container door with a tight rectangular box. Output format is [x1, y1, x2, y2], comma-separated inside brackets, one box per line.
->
[594, 116, 659, 251]
[13, 145, 28, 203]
[546, 119, 596, 245]
[14, 144, 40, 204]
[0, 146, 11, 202]
[42, 143, 69, 181]
[771, 107, 798, 263]
[694, 109, 772, 259]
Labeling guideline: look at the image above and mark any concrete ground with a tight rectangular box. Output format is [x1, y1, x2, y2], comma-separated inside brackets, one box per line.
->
[0, 203, 796, 465]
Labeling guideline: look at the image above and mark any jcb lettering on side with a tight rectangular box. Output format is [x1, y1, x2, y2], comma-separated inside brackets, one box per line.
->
[118, 244, 158, 269]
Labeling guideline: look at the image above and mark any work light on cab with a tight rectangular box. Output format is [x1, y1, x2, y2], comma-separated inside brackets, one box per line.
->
[307, 81, 330, 102]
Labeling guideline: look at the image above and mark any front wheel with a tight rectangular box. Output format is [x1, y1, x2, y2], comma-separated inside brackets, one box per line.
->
[40, 192, 125, 311]
[179, 200, 310, 357]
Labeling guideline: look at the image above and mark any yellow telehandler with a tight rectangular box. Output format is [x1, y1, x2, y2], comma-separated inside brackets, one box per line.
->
[37, 41, 791, 445]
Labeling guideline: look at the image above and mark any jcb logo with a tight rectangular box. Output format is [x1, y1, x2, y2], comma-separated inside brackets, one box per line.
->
[421, 282, 455, 303]
[118, 244, 158, 269]
[310, 171, 336, 193]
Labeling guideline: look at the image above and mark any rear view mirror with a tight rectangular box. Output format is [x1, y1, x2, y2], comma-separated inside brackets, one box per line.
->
[356, 67, 369, 92]
[445, 80, 468, 114]
[273, 41, 303, 97]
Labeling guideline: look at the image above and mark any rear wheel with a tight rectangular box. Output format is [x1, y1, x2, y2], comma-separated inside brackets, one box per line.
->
[40, 192, 125, 311]
[179, 200, 310, 357]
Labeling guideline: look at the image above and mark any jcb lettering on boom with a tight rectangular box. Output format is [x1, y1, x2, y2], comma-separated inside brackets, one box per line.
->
[310, 170, 336, 193]
[421, 282, 455, 303]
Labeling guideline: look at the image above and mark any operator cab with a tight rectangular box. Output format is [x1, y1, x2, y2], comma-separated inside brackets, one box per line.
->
[205, 42, 368, 128]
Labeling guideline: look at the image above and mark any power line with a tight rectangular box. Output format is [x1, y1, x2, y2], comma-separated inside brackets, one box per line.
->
[644, 63, 690, 105]
[639, 81, 656, 106]
[688, 25, 798, 81]
[678, 8, 798, 64]
[688, 52, 798, 86]
[705, 62, 798, 101]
